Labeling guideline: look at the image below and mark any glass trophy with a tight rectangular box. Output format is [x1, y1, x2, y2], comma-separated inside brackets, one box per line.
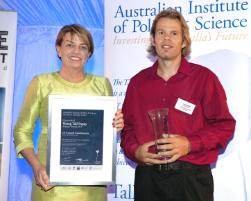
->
[148, 108, 169, 157]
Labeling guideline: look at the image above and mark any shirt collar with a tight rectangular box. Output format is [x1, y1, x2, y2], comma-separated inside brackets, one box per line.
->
[178, 57, 192, 75]
[151, 57, 192, 77]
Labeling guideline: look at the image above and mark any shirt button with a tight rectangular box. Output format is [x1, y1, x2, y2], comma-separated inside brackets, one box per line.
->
[162, 98, 166, 102]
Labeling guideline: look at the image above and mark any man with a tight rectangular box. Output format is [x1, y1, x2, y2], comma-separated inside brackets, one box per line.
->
[120, 8, 236, 201]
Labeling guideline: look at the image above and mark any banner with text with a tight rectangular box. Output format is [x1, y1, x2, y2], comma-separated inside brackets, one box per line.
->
[0, 10, 17, 201]
[105, 1, 251, 201]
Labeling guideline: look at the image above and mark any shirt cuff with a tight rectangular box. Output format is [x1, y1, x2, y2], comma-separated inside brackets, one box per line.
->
[15, 143, 34, 158]
[187, 135, 203, 153]
[125, 144, 139, 162]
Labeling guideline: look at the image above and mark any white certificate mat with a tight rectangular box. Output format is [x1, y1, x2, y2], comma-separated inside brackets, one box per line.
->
[47, 95, 117, 185]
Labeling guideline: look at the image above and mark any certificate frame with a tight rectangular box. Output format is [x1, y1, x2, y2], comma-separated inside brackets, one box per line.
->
[47, 95, 117, 185]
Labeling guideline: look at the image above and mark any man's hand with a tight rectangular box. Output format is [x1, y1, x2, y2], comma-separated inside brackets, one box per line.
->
[135, 141, 168, 165]
[113, 109, 124, 132]
[157, 134, 191, 163]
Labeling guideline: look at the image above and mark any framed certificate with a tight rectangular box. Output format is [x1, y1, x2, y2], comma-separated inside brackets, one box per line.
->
[47, 95, 117, 185]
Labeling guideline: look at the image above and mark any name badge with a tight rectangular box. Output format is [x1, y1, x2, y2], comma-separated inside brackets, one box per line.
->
[175, 98, 196, 115]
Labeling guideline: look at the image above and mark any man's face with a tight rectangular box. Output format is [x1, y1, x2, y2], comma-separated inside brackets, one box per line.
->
[152, 17, 185, 61]
[56, 32, 91, 70]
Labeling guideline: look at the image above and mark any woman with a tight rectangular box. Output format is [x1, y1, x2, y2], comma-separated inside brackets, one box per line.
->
[14, 24, 124, 201]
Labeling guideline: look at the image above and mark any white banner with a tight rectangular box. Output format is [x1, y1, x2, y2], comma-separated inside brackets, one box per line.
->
[0, 10, 17, 201]
[105, 0, 251, 200]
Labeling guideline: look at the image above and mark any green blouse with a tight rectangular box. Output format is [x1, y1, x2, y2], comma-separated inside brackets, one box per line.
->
[14, 72, 113, 201]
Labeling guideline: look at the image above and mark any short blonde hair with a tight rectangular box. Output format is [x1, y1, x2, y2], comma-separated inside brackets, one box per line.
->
[56, 24, 94, 57]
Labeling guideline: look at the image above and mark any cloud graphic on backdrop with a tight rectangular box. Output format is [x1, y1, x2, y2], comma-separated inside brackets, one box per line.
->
[192, 49, 251, 157]
[192, 50, 251, 201]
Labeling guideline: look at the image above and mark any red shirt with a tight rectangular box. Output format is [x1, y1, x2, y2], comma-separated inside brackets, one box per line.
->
[121, 57, 236, 165]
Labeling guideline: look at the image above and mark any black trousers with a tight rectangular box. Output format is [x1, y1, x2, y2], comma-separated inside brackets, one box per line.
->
[134, 161, 214, 201]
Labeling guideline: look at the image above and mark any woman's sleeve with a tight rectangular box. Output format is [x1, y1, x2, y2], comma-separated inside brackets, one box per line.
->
[14, 77, 41, 157]
[103, 77, 113, 96]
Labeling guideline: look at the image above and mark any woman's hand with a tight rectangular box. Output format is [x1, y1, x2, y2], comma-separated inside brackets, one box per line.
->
[113, 109, 124, 132]
[33, 163, 53, 191]
[21, 148, 54, 191]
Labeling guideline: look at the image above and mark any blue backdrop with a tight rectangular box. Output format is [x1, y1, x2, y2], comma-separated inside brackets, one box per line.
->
[0, 1, 105, 200]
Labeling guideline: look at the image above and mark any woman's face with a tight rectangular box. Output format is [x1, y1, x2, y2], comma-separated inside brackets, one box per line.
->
[56, 32, 91, 70]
